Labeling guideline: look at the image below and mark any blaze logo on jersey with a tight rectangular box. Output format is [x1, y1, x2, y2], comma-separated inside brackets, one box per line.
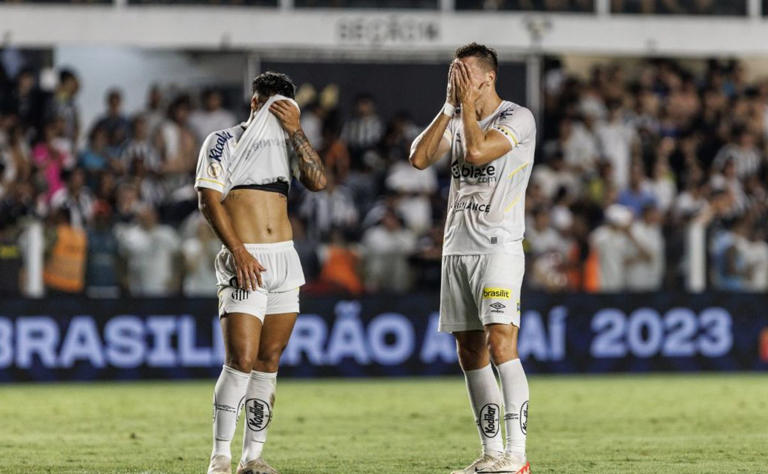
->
[483, 287, 511, 299]
[451, 160, 497, 183]
[245, 398, 272, 432]
[479, 403, 500, 438]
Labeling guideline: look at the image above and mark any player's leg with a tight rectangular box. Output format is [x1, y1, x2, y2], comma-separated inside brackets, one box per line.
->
[455, 330, 505, 458]
[238, 288, 299, 474]
[441, 255, 504, 473]
[210, 311, 264, 474]
[475, 252, 530, 474]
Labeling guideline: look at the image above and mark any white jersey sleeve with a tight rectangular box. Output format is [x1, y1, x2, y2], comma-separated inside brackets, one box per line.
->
[491, 106, 535, 150]
[194, 129, 234, 194]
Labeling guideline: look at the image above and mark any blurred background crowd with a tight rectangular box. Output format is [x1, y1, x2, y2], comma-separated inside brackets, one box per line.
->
[0, 53, 767, 298]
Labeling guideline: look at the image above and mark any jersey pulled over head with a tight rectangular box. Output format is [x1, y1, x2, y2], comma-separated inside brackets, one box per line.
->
[194, 71, 300, 200]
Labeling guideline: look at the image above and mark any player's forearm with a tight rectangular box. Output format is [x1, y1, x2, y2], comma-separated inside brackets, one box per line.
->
[460, 102, 487, 165]
[198, 191, 246, 253]
[290, 129, 327, 192]
[409, 112, 451, 169]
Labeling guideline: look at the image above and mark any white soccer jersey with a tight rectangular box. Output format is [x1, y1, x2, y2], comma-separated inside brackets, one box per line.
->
[442, 101, 536, 255]
[194, 94, 299, 199]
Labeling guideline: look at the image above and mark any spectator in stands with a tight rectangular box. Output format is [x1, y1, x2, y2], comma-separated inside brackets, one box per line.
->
[299, 171, 358, 239]
[341, 93, 383, 161]
[745, 226, 768, 292]
[710, 216, 753, 291]
[617, 162, 656, 216]
[84, 200, 120, 298]
[301, 101, 326, 150]
[46, 69, 80, 145]
[50, 167, 94, 229]
[189, 88, 236, 142]
[116, 203, 180, 296]
[142, 85, 165, 136]
[180, 213, 219, 297]
[712, 126, 763, 179]
[155, 95, 197, 177]
[0, 211, 23, 296]
[78, 125, 112, 178]
[121, 114, 162, 173]
[92, 88, 131, 148]
[43, 207, 87, 295]
[626, 205, 665, 291]
[315, 228, 363, 295]
[320, 119, 350, 182]
[596, 100, 638, 190]
[589, 204, 638, 292]
[4, 68, 45, 134]
[361, 208, 416, 293]
[32, 120, 74, 201]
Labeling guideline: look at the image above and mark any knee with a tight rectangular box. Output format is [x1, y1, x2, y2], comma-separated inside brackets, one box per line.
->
[457, 341, 488, 370]
[487, 327, 518, 364]
[226, 353, 257, 373]
[254, 343, 286, 373]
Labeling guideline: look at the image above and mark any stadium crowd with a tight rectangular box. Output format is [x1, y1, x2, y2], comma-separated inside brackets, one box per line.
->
[0, 56, 767, 297]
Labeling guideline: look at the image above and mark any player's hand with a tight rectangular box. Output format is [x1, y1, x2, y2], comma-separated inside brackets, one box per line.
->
[446, 60, 459, 106]
[270, 100, 301, 135]
[231, 246, 267, 291]
[454, 61, 487, 106]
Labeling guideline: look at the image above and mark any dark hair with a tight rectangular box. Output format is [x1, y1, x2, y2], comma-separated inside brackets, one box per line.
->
[251, 71, 296, 99]
[455, 42, 498, 73]
[59, 68, 77, 84]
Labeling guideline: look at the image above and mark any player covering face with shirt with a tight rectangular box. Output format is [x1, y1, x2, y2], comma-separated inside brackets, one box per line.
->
[410, 43, 535, 474]
[195, 72, 326, 474]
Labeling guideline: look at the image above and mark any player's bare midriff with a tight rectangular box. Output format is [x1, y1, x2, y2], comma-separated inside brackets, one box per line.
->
[222, 188, 292, 243]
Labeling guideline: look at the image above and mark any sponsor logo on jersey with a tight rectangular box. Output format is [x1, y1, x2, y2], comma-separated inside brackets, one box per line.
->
[208, 131, 233, 162]
[479, 403, 500, 438]
[451, 199, 491, 213]
[520, 400, 528, 435]
[207, 162, 222, 178]
[245, 398, 272, 432]
[450, 160, 496, 183]
[489, 302, 506, 314]
[483, 287, 511, 299]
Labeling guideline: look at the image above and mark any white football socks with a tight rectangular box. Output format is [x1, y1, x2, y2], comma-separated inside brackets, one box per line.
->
[212, 365, 250, 458]
[463, 364, 504, 457]
[496, 358, 529, 460]
[240, 370, 277, 464]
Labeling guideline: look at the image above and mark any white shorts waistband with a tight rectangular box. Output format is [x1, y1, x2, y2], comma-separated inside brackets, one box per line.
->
[223, 241, 294, 253]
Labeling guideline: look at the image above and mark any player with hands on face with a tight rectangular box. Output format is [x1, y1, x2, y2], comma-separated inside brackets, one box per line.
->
[410, 43, 536, 474]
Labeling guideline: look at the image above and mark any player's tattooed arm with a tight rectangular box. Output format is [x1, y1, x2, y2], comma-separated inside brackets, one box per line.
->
[270, 100, 327, 191]
[290, 129, 328, 192]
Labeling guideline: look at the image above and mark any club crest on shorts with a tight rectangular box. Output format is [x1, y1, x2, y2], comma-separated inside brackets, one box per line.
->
[245, 398, 272, 432]
[479, 403, 500, 438]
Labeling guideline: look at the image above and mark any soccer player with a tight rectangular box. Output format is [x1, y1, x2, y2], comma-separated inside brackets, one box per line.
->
[409, 43, 535, 474]
[196, 72, 327, 474]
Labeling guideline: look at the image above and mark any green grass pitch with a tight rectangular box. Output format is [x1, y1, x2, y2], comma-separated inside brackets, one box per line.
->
[0, 374, 766, 473]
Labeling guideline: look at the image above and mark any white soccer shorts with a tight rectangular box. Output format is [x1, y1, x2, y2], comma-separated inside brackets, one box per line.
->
[215, 241, 305, 320]
[438, 245, 525, 333]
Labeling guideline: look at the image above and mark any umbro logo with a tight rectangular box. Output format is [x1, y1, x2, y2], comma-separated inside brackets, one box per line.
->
[490, 302, 506, 310]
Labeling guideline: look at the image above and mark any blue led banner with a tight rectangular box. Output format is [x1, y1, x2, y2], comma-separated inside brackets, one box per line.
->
[1, 293, 767, 381]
